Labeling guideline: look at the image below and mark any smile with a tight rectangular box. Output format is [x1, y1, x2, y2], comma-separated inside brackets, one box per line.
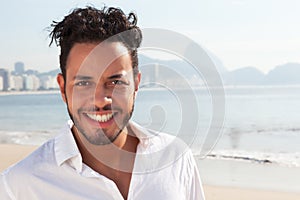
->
[86, 113, 114, 123]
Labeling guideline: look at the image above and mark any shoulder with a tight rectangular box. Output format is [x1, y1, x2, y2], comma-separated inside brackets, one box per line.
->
[131, 121, 189, 151]
[0, 139, 57, 199]
[148, 128, 191, 157]
[144, 128, 195, 170]
[1, 139, 56, 182]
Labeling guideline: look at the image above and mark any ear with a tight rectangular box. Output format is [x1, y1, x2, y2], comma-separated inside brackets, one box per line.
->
[57, 73, 67, 103]
[134, 72, 141, 92]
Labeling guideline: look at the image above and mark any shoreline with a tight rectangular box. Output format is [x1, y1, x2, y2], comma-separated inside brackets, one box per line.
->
[0, 90, 60, 96]
[1, 144, 300, 200]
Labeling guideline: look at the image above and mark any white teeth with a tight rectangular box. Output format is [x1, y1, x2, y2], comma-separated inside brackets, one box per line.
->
[86, 113, 113, 122]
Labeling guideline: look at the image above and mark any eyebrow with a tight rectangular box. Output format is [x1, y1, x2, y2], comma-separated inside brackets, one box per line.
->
[73, 75, 93, 80]
[73, 73, 128, 81]
[107, 73, 126, 80]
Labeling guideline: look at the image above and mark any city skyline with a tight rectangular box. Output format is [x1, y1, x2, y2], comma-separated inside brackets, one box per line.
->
[1, 57, 299, 92]
[0, 62, 58, 91]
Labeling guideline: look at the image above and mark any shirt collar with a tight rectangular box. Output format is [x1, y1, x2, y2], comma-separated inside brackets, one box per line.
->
[54, 120, 82, 172]
[128, 121, 155, 148]
[54, 120, 154, 172]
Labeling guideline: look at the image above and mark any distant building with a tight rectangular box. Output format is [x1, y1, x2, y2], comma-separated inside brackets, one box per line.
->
[14, 62, 25, 75]
[10, 75, 24, 91]
[0, 68, 9, 91]
[24, 74, 40, 91]
[25, 69, 39, 75]
[0, 76, 3, 91]
[39, 75, 58, 90]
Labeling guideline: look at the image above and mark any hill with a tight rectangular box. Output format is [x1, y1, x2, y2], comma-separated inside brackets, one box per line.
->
[224, 67, 265, 85]
[264, 63, 300, 85]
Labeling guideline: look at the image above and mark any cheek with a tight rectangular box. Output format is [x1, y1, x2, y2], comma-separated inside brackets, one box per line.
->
[65, 87, 89, 112]
[112, 91, 135, 108]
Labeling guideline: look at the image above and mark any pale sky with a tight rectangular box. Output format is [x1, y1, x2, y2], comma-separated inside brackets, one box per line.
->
[1, 0, 299, 73]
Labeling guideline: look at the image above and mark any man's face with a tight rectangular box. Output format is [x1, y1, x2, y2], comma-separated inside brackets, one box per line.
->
[57, 42, 140, 145]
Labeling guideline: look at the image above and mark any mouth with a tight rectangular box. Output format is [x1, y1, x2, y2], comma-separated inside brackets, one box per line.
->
[86, 113, 114, 123]
[83, 111, 117, 129]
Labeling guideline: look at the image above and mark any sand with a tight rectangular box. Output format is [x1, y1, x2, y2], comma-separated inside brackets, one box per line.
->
[203, 185, 300, 200]
[1, 144, 299, 200]
[0, 144, 38, 171]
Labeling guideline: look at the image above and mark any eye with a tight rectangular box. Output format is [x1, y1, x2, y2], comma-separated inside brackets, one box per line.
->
[75, 81, 92, 86]
[105, 79, 129, 89]
[112, 80, 127, 85]
[107, 80, 128, 86]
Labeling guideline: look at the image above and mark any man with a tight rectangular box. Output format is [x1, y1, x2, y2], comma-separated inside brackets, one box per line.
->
[0, 6, 205, 199]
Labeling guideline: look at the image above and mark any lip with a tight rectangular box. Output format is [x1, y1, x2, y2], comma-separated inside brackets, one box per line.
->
[83, 111, 116, 129]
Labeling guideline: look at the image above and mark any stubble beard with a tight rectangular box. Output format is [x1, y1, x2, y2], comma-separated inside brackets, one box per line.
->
[66, 100, 135, 146]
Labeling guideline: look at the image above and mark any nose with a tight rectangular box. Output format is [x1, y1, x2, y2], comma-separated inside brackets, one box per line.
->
[93, 86, 112, 109]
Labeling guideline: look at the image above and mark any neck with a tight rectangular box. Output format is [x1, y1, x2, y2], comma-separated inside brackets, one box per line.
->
[72, 125, 139, 173]
[73, 124, 139, 200]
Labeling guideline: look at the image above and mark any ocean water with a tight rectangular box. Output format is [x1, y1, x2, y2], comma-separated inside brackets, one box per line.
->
[0, 86, 300, 168]
[0, 92, 68, 144]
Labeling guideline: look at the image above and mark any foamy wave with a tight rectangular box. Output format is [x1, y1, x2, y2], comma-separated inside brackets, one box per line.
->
[198, 150, 300, 168]
[0, 131, 56, 145]
[224, 126, 300, 136]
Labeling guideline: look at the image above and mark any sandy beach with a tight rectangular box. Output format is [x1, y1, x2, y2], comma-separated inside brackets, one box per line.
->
[0, 144, 38, 171]
[1, 144, 300, 200]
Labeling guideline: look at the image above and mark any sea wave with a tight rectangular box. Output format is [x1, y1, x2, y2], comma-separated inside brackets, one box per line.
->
[2, 130, 300, 168]
[199, 150, 300, 168]
[0, 130, 56, 145]
[225, 126, 300, 136]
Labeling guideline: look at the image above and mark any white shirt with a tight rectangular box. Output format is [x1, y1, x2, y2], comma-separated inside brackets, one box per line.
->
[0, 120, 205, 200]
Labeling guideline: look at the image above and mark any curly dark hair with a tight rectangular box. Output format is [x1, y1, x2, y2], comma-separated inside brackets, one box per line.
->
[49, 6, 142, 79]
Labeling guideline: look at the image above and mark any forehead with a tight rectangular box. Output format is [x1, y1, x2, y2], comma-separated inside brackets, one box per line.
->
[66, 42, 132, 78]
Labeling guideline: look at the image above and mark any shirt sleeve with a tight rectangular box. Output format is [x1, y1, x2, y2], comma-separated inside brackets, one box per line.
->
[187, 151, 206, 200]
[0, 173, 14, 200]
